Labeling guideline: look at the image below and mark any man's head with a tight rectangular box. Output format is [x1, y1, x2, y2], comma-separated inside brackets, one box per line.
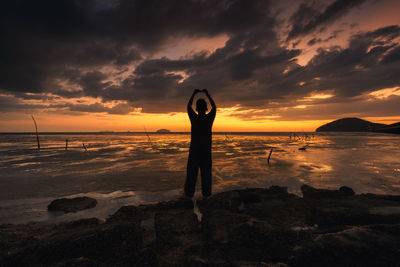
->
[196, 98, 208, 113]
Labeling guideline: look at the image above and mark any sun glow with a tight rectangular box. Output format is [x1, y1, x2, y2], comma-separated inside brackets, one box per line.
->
[294, 105, 308, 109]
[0, 106, 330, 132]
[299, 92, 334, 102]
[369, 86, 400, 99]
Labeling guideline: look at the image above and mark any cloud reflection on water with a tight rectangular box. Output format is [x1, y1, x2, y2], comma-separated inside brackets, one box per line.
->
[0, 132, 399, 200]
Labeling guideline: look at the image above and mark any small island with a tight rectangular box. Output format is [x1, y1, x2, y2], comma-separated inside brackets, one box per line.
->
[316, 117, 400, 134]
[156, 129, 171, 133]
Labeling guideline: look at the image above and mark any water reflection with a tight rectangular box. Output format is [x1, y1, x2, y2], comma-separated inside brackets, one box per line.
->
[0, 132, 399, 203]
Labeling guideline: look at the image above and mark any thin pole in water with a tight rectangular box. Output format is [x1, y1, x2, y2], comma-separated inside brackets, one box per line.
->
[31, 115, 40, 151]
[144, 125, 153, 147]
[65, 139, 68, 150]
[267, 149, 273, 165]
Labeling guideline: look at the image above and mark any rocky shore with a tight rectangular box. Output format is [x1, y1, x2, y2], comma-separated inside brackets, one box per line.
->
[1, 185, 400, 266]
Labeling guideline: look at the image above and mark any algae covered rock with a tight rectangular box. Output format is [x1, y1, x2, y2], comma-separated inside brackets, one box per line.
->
[47, 196, 97, 213]
[301, 184, 355, 199]
[4, 185, 400, 266]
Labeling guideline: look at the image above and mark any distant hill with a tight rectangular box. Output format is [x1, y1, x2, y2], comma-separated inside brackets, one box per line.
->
[373, 122, 400, 134]
[156, 129, 171, 133]
[316, 118, 387, 132]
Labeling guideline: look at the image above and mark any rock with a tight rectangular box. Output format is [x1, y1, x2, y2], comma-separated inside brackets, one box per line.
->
[65, 218, 102, 229]
[361, 193, 400, 202]
[9, 224, 144, 266]
[47, 197, 97, 213]
[312, 197, 400, 227]
[198, 187, 312, 263]
[301, 184, 355, 199]
[198, 186, 292, 214]
[155, 210, 198, 245]
[290, 225, 400, 267]
[4, 185, 400, 266]
[140, 198, 194, 212]
[107, 205, 142, 223]
[184, 255, 208, 266]
[339, 186, 355, 195]
[198, 190, 242, 213]
[232, 261, 288, 267]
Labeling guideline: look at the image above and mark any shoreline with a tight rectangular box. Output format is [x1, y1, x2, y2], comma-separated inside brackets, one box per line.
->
[2, 184, 400, 266]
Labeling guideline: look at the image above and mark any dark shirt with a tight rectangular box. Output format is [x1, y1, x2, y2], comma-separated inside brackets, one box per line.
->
[188, 108, 216, 151]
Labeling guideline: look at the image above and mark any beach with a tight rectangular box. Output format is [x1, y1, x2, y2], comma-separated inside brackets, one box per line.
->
[1, 133, 400, 265]
[1, 132, 400, 224]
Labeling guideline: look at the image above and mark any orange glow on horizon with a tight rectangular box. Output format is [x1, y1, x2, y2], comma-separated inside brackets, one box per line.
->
[1, 88, 399, 133]
[0, 110, 335, 133]
[2, 111, 400, 133]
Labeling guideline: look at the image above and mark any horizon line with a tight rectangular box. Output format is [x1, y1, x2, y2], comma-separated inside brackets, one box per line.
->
[0, 131, 317, 134]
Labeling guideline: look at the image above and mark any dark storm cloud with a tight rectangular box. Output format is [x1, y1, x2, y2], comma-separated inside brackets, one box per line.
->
[382, 46, 400, 63]
[53, 23, 400, 115]
[307, 38, 322, 46]
[200, 25, 400, 107]
[78, 71, 110, 98]
[119, 31, 301, 112]
[287, 0, 367, 40]
[67, 102, 134, 114]
[276, 95, 400, 121]
[0, 95, 43, 112]
[0, 93, 134, 115]
[1, 0, 400, 120]
[0, 94, 65, 112]
[307, 30, 343, 46]
[0, 0, 272, 94]
[289, 25, 400, 98]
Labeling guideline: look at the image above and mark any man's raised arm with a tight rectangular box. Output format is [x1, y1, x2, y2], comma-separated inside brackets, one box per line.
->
[203, 89, 216, 113]
[188, 89, 200, 116]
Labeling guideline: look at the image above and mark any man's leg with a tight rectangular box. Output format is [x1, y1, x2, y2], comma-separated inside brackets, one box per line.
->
[184, 152, 199, 197]
[200, 153, 212, 197]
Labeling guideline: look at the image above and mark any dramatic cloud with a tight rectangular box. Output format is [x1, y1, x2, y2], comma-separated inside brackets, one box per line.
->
[1, 0, 400, 125]
[276, 95, 400, 121]
[287, 0, 367, 40]
[67, 102, 135, 115]
[1, 0, 278, 109]
[300, 26, 400, 97]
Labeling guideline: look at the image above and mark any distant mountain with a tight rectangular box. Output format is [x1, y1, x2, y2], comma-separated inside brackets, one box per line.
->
[373, 122, 400, 134]
[316, 118, 387, 132]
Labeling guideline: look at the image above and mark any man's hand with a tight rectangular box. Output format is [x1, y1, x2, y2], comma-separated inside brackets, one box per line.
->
[202, 88, 216, 111]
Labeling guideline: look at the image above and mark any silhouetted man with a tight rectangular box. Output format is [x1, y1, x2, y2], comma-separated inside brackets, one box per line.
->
[183, 89, 216, 199]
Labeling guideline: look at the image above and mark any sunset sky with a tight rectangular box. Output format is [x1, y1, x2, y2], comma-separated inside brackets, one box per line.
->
[1, 0, 400, 132]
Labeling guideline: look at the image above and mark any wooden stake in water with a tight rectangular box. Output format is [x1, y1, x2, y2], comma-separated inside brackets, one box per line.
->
[31, 115, 40, 151]
[144, 126, 153, 147]
[267, 149, 273, 165]
[225, 133, 230, 142]
[299, 144, 308, 151]
[65, 139, 68, 151]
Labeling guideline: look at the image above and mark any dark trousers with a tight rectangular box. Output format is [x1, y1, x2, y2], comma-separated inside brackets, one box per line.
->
[184, 149, 212, 197]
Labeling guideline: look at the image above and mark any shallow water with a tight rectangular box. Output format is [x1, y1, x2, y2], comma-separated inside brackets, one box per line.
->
[0, 132, 399, 224]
